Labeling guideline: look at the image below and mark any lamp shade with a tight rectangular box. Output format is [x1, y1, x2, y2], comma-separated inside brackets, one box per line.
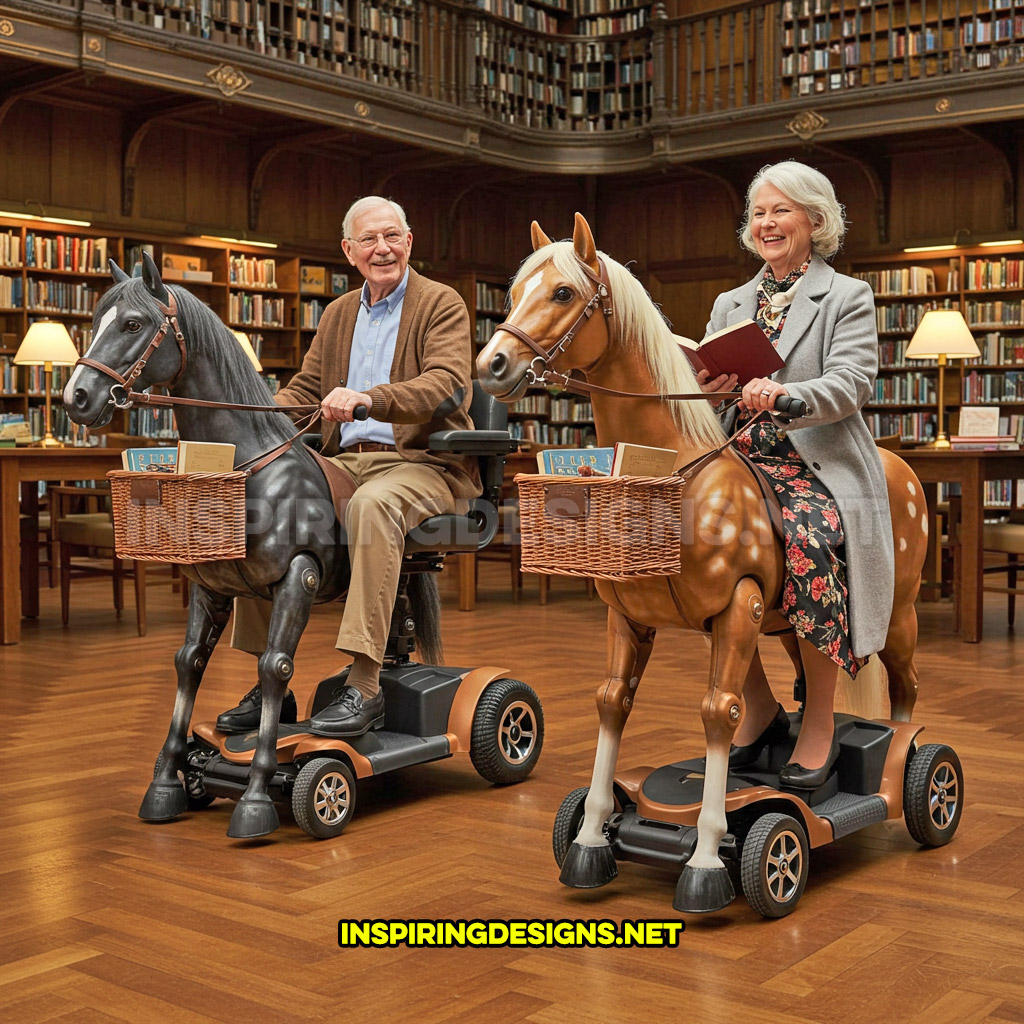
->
[232, 330, 263, 372]
[13, 320, 80, 366]
[904, 310, 980, 360]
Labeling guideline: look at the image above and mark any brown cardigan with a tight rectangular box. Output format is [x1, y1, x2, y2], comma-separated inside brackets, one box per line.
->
[275, 268, 481, 500]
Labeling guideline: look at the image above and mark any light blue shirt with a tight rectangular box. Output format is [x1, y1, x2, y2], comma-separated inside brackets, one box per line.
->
[338, 268, 409, 449]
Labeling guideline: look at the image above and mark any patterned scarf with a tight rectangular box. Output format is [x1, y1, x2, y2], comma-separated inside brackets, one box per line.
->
[755, 258, 811, 346]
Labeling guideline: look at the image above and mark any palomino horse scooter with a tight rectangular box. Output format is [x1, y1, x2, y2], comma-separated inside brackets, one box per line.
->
[477, 214, 929, 912]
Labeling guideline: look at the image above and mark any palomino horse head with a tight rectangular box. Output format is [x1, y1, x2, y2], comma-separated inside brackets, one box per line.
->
[63, 252, 187, 428]
[477, 212, 724, 450]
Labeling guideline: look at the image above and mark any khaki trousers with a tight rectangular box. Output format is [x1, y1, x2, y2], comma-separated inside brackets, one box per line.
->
[231, 451, 457, 661]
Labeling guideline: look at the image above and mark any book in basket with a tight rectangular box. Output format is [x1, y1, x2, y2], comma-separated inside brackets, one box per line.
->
[121, 446, 177, 471]
[176, 440, 236, 473]
[610, 442, 678, 477]
[536, 446, 614, 476]
[675, 319, 784, 382]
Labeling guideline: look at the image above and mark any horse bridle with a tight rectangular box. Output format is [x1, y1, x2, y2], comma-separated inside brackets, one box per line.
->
[75, 292, 188, 409]
[493, 257, 614, 391]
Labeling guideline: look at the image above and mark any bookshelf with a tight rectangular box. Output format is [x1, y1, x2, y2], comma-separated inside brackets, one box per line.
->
[472, 0, 653, 131]
[1, 222, 121, 443]
[779, 0, 1024, 100]
[851, 243, 1024, 507]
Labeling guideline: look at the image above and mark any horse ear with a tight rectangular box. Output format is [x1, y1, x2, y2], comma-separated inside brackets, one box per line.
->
[530, 221, 552, 251]
[109, 259, 130, 283]
[572, 212, 599, 272]
[140, 251, 170, 306]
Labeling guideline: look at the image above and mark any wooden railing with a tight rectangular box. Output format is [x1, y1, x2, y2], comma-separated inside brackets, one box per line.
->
[16, 1, 1024, 132]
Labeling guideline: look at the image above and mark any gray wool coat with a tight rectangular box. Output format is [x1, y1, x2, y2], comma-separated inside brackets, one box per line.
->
[707, 255, 894, 658]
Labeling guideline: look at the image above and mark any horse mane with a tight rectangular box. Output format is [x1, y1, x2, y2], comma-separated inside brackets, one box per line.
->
[513, 243, 727, 449]
[97, 278, 295, 449]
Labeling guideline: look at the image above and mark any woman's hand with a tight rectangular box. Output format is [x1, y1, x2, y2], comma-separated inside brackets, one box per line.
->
[740, 376, 789, 413]
[696, 368, 739, 407]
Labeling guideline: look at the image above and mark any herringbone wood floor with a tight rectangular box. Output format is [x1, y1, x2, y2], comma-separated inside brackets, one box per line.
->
[1, 564, 1021, 1024]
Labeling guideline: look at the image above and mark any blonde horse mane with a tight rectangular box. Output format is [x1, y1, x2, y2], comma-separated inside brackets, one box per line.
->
[511, 242, 727, 449]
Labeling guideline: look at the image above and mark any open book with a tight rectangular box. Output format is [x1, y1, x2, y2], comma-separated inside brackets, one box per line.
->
[675, 319, 785, 383]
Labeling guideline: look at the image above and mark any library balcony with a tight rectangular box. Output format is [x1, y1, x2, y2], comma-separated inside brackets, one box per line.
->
[1, 0, 1023, 172]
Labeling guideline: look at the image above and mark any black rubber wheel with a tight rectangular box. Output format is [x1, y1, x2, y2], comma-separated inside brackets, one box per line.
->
[740, 812, 809, 918]
[291, 758, 356, 840]
[153, 745, 214, 811]
[552, 787, 590, 867]
[904, 743, 963, 847]
[469, 679, 544, 785]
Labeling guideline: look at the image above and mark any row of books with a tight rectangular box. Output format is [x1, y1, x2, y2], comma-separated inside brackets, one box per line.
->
[966, 258, 1024, 291]
[863, 411, 937, 443]
[871, 373, 937, 404]
[964, 299, 1024, 325]
[121, 441, 236, 473]
[24, 233, 110, 274]
[873, 300, 957, 336]
[0, 274, 23, 307]
[960, 370, 1024, 403]
[970, 331, 1024, 365]
[228, 255, 278, 289]
[509, 420, 595, 445]
[228, 293, 286, 327]
[24, 280, 101, 316]
[853, 265, 936, 297]
[1, 230, 20, 268]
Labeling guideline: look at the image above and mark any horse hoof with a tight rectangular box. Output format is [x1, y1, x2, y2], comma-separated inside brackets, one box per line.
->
[227, 796, 280, 839]
[139, 782, 188, 821]
[673, 865, 735, 914]
[559, 842, 618, 889]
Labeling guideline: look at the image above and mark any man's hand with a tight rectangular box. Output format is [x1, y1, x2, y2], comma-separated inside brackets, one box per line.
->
[696, 368, 738, 408]
[321, 386, 373, 422]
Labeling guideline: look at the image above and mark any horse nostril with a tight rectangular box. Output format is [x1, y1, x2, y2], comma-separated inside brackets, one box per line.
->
[488, 353, 507, 378]
[73, 388, 88, 409]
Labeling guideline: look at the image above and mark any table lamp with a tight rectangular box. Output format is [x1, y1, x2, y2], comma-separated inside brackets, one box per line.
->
[13, 320, 81, 448]
[904, 309, 980, 449]
[232, 330, 263, 372]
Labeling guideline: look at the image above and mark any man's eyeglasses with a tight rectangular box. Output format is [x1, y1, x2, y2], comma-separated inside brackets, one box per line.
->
[350, 230, 406, 250]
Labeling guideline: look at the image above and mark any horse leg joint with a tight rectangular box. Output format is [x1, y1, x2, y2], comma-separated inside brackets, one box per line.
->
[597, 676, 635, 727]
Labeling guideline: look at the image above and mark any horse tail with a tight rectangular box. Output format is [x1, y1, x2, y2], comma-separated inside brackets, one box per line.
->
[410, 572, 444, 666]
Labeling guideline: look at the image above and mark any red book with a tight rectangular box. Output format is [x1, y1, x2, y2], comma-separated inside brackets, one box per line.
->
[676, 319, 785, 383]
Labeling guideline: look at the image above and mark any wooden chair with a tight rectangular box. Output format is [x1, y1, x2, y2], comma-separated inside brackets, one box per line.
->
[52, 485, 186, 636]
[981, 510, 1024, 627]
[947, 501, 1024, 630]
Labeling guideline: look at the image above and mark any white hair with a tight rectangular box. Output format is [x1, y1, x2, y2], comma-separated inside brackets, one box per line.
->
[342, 196, 410, 241]
[739, 160, 846, 260]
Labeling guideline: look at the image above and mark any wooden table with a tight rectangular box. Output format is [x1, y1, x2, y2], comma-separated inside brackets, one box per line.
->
[1, 447, 124, 645]
[896, 448, 1024, 643]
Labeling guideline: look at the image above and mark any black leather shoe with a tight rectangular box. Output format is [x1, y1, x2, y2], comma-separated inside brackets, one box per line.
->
[728, 703, 791, 769]
[778, 735, 841, 790]
[308, 685, 385, 738]
[215, 684, 298, 734]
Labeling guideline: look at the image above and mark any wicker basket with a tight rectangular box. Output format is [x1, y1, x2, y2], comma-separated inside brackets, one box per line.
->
[515, 473, 685, 580]
[108, 469, 248, 563]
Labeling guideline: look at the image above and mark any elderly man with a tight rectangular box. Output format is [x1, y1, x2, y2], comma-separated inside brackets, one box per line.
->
[217, 196, 480, 737]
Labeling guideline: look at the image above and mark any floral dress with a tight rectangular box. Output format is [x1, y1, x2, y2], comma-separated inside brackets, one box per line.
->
[734, 260, 865, 677]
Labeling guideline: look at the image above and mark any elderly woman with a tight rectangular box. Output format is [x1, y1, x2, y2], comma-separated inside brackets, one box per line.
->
[697, 160, 892, 789]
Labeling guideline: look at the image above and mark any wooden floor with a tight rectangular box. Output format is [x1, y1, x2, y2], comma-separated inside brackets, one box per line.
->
[1, 563, 1022, 1024]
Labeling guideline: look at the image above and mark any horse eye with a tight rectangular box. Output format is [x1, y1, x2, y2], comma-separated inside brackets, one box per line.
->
[554, 287, 573, 302]
[125, 319, 142, 333]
